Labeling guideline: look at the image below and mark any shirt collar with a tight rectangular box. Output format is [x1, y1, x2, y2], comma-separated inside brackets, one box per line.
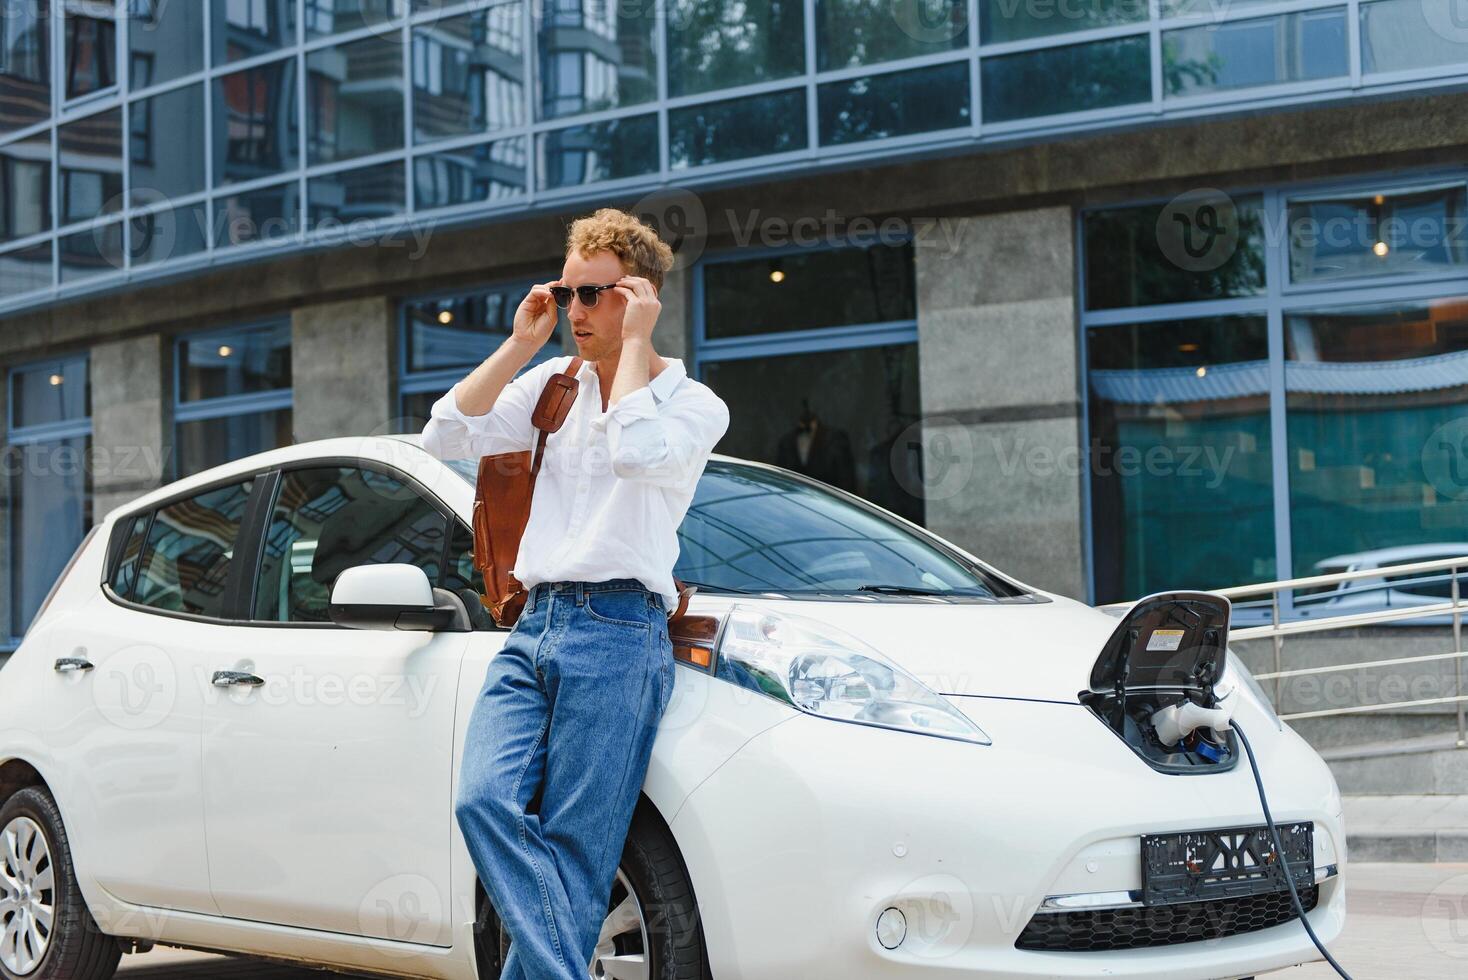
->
[579, 355, 686, 404]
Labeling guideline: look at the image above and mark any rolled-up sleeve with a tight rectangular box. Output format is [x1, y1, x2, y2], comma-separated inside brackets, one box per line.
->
[420, 360, 549, 460]
[590, 385, 730, 490]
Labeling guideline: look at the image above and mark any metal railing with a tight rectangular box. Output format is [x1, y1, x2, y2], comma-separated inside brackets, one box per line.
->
[1099, 555, 1468, 748]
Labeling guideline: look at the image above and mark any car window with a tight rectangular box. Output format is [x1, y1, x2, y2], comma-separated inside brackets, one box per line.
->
[108, 513, 151, 600]
[252, 466, 448, 623]
[132, 479, 256, 617]
[442, 520, 485, 597]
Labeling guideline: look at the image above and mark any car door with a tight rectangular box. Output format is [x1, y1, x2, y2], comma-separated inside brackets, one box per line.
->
[46, 475, 261, 914]
[200, 461, 472, 944]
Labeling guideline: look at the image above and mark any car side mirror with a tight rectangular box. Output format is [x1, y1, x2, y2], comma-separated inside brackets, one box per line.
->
[328, 563, 471, 632]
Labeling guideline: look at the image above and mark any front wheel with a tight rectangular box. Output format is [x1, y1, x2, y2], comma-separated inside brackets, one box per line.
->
[475, 802, 708, 979]
[0, 787, 120, 980]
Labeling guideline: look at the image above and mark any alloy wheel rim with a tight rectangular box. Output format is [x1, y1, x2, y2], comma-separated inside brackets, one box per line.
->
[0, 816, 54, 976]
[589, 866, 650, 980]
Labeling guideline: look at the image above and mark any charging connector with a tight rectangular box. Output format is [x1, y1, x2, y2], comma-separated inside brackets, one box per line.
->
[1233, 721, 1352, 980]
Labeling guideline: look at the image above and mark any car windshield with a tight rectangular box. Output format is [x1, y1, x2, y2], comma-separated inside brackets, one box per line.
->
[442, 457, 1029, 599]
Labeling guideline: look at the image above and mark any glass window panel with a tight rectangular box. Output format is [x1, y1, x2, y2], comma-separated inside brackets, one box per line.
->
[981, 35, 1150, 123]
[1287, 184, 1468, 283]
[179, 321, 291, 401]
[403, 285, 563, 373]
[1087, 316, 1275, 603]
[536, 0, 656, 120]
[1163, 8, 1348, 99]
[176, 408, 292, 477]
[59, 109, 124, 226]
[1083, 194, 1266, 310]
[669, 88, 806, 169]
[412, 4, 525, 144]
[212, 0, 297, 65]
[65, 7, 117, 99]
[441, 519, 486, 600]
[132, 478, 254, 616]
[703, 241, 915, 340]
[213, 57, 300, 185]
[214, 180, 301, 246]
[307, 34, 406, 165]
[59, 221, 124, 281]
[819, 0, 967, 71]
[537, 113, 657, 190]
[1361, 0, 1468, 75]
[109, 512, 150, 600]
[308, 160, 405, 227]
[130, 83, 206, 201]
[130, 201, 209, 266]
[1285, 298, 1468, 579]
[0, 242, 52, 298]
[699, 344, 930, 530]
[414, 136, 527, 210]
[10, 433, 91, 636]
[980, 0, 1145, 44]
[0, 0, 50, 134]
[12, 355, 88, 427]
[252, 465, 446, 622]
[129, 0, 203, 90]
[818, 61, 969, 146]
[305, 0, 406, 40]
[666, 0, 804, 99]
[0, 133, 51, 244]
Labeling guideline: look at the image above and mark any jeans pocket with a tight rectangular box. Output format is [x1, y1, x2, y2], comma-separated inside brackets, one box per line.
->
[583, 590, 653, 630]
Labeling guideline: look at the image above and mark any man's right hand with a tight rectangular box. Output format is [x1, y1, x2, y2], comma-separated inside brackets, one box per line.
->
[512, 281, 560, 351]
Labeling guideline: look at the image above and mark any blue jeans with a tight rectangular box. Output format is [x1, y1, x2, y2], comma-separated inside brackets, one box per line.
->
[454, 577, 675, 980]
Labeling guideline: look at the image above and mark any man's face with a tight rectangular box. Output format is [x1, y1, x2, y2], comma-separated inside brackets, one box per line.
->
[560, 249, 632, 361]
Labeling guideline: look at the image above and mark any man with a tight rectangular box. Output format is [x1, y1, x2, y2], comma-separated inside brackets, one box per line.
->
[421, 207, 729, 980]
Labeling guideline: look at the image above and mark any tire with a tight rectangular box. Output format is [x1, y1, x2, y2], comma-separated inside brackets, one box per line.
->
[474, 801, 709, 980]
[0, 786, 120, 980]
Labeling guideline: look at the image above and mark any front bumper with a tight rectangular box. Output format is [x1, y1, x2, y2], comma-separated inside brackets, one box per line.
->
[669, 694, 1345, 980]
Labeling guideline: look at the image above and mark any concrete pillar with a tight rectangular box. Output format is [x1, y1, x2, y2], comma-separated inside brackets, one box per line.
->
[91, 334, 171, 520]
[914, 206, 1087, 600]
[291, 296, 395, 441]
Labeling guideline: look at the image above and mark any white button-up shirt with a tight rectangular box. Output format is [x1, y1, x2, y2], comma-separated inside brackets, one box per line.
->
[420, 354, 730, 613]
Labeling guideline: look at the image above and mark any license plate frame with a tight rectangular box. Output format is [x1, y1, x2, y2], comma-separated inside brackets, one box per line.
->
[1140, 822, 1313, 906]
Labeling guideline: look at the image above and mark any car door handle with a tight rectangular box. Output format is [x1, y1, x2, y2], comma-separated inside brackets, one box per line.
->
[212, 670, 265, 688]
[54, 657, 93, 673]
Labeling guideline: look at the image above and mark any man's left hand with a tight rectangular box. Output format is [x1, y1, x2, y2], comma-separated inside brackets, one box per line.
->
[615, 276, 660, 344]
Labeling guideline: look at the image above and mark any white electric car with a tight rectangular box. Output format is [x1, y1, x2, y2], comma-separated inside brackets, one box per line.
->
[0, 434, 1345, 980]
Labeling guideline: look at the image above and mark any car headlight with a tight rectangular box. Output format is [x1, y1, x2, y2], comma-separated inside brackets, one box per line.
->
[1222, 651, 1283, 732]
[713, 604, 991, 745]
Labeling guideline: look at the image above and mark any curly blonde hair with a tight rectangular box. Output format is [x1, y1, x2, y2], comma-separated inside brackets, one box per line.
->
[565, 208, 675, 292]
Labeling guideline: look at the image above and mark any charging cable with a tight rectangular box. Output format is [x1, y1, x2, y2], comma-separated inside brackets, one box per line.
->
[1233, 721, 1353, 980]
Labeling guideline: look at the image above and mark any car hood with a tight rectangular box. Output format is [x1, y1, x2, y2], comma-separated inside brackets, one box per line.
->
[685, 592, 1122, 703]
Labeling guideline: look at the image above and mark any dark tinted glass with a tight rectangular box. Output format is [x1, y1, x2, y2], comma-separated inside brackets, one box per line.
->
[1163, 8, 1348, 99]
[1287, 184, 1468, 284]
[414, 137, 528, 210]
[110, 513, 151, 599]
[130, 83, 207, 201]
[213, 58, 300, 185]
[306, 34, 405, 165]
[703, 241, 915, 340]
[0, 0, 50, 134]
[666, 0, 805, 98]
[669, 89, 807, 169]
[212, 0, 297, 65]
[129, 0, 204, 89]
[412, 5, 525, 143]
[179, 321, 292, 400]
[1084, 194, 1266, 310]
[65, 11, 116, 99]
[979, 0, 1144, 43]
[538, 114, 658, 190]
[133, 478, 255, 617]
[818, 61, 970, 146]
[252, 466, 447, 622]
[0, 243, 52, 300]
[59, 222, 125, 281]
[307, 161, 406, 227]
[12, 355, 88, 428]
[819, 0, 968, 71]
[59, 109, 124, 226]
[214, 181, 302, 247]
[176, 409, 293, 479]
[982, 35, 1150, 123]
[536, 0, 656, 119]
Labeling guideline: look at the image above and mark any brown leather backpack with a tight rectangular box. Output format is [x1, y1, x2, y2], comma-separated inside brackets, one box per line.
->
[471, 355, 697, 629]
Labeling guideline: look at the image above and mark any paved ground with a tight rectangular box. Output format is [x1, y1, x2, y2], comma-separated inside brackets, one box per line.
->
[115, 864, 1467, 979]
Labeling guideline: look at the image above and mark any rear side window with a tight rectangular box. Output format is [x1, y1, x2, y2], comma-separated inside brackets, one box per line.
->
[132, 479, 255, 617]
[108, 514, 151, 599]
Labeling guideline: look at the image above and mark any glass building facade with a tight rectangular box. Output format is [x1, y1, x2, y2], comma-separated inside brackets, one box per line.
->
[0, 0, 1465, 313]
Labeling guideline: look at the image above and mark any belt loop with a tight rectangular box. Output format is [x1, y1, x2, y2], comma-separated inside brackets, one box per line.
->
[575, 581, 585, 605]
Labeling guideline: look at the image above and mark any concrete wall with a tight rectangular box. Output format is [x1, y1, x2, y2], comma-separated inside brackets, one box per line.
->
[291, 296, 395, 441]
[90, 334, 171, 521]
[915, 207, 1086, 599]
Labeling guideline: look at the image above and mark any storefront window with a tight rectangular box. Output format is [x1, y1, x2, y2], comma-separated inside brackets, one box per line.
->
[175, 321, 293, 478]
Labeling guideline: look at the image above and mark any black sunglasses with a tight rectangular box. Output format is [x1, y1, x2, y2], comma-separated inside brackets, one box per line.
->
[550, 282, 619, 309]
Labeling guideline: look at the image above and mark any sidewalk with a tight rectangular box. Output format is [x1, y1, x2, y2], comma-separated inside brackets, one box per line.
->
[1343, 795, 1468, 862]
